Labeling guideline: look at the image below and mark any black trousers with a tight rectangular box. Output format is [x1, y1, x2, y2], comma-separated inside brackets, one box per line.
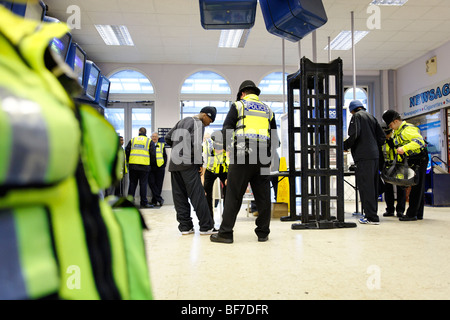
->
[218, 163, 271, 239]
[148, 166, 165, 204]
[171, 167, 214, 232]
[128, 169, 149, 206]
[406, 153, 428, 219]
[384, 183, 406, 214]
[355, 159, 380, 222]
[203, 169, 227, 219]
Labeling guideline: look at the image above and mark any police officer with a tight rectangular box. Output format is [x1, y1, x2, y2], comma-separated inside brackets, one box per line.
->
[125, 127, 154, 208]
[344, 100, 385, 225]
[210, 80, 278, 243]
[381, 125, 406, 217]
[148, 132, 166, 206]
[382, 110, 428, 221]
[203, 130, 228, 219]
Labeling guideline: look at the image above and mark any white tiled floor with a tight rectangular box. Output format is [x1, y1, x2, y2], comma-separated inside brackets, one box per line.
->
[141, 202, 450, 300]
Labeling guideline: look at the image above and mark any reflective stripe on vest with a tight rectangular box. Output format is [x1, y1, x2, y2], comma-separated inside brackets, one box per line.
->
[234, 98, 272, 141]
[155, 142, 165, 167]
[393, 122, 426, 157]
[129, 136, 150, 165]
[206, 151, 228, 174]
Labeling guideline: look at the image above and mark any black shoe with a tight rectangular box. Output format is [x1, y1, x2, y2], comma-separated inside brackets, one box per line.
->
[258, 236, 269, 242]
[399, 216, 417, 221]
[140, 203, 154, 209]
[383, 212, 394, 217]
[210, 233, 233, 244]
[396, 212, 404, 218]
[158, 200, 164, 206]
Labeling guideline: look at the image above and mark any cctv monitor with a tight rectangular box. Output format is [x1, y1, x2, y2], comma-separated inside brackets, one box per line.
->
[67, 43, 87, 87]
[98, 76, 111, 108]
[83, 60, 101, 102]
[49, 33, 72, 61]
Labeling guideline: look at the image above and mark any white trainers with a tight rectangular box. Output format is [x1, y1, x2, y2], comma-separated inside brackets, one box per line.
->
[180, 228, 194, 235]
[358, 218, 380, 225]
[199, 228, 219, 235]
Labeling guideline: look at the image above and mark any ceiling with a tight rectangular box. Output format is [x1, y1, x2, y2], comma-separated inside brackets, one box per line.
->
[43, 0, 450, 71]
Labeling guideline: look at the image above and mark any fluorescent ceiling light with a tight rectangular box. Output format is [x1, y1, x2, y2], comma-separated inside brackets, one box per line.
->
[370, 0, 408, 6]
[95, 25, 134, 46]
[218, 29, 251, 48]
[325, 30, 369, 51]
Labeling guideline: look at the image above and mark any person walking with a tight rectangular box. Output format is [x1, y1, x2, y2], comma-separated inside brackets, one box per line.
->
[148, 132, 166, 206]
[344, 100, 385, 225]
[165, 107, 218, 235]
[210, 80, 278, 243]
[381, 125, 406, 218]
[382, 110, 428, 221]
[125, 127, 154, 208]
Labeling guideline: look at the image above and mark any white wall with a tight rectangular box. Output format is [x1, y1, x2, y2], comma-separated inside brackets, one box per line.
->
[396, 40, 450, 111]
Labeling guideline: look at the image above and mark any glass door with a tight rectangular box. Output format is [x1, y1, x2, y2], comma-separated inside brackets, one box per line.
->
[105, 102, 154, 144]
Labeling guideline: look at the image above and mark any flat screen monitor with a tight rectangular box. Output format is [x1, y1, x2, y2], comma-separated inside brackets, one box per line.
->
[66, 43, 86, 87]
[49, 33, 72, 61]
[0, 1, 13, 10]
[84, 61, 101, 101]
[10, 0, 46, 21]
[98, 76, 111, 108]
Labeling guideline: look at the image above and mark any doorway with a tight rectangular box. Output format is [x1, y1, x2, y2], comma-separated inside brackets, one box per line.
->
[104, 101, 154, 198]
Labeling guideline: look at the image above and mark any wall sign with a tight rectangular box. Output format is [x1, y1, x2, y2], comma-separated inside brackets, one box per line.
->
[402, 78, 450, 118]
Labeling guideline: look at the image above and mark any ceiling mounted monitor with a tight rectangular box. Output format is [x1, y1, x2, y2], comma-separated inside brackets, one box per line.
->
[199, 0, 257, 30]
[260, 0, 327, 42]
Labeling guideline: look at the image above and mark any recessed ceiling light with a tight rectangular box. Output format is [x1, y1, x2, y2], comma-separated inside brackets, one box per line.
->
[370, 0, 408, 6]
[325, 30, 369, 51]
[218, 29, 251, 48]
[95, 25, 134, 46]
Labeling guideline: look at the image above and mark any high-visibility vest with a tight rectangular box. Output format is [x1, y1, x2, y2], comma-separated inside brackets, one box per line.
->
[129, 136, 151, 165]
[155, 142, 165, 167]
[234, 94, 273, 142]
[0, 7, 152, 300]
[203, 138, 228, 174]
[393, 121, 427, 157]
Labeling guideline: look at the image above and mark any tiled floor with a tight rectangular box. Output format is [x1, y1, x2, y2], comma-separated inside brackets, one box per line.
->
[141, 202, 450, 300]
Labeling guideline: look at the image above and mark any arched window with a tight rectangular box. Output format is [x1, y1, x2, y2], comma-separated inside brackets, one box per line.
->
[180, 71, 232, 133]
[258, 72, 289, 128]
[109, 69, 154, 94]
[181, 71, 231, 95]
[105, 69, 155, 144]
[344, 87, 368, 110]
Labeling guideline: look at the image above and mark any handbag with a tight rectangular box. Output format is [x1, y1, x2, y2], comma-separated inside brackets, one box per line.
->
[382, 156, 418, 187]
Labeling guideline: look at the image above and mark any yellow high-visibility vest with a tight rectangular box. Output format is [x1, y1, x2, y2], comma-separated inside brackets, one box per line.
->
[155, 142, 165, 167]
[234, 94, 273, 142]
[129, 136, 150, 165]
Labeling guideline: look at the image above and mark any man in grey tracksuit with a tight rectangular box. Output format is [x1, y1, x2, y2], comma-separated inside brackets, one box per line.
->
[165, 106, 218, 235]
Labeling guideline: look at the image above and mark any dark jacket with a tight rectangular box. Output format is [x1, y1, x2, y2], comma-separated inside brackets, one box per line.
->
[165, 116, 204, 172]
[344, 109, 385, 161]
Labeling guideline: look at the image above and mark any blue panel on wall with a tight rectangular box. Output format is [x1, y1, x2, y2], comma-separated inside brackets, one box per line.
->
[199, 0, 257, 30]
[260, 0, 327, 42]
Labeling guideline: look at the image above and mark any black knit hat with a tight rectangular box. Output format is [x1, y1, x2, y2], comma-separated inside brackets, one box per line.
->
[200, 106, 216, 122]
[382, 110, 400, 125]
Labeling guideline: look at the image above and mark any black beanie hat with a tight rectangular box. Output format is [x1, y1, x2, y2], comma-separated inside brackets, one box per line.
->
[382, 110, 400, 125]
[200, 106, 217, 122]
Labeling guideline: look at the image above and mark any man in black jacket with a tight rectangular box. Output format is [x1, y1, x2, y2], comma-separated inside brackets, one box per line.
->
[344, 100, 385, 224]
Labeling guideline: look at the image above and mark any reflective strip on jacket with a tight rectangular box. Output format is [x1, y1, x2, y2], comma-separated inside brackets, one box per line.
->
[393, 121, 426, 157]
